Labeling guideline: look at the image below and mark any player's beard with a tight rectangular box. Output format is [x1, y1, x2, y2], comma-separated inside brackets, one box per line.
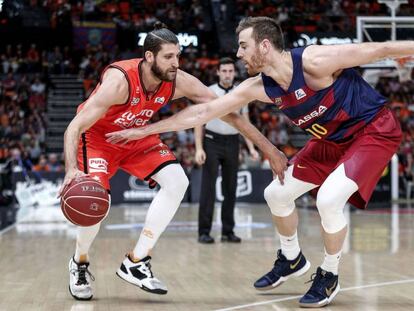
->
[247, 49, 265, 76]
[151, 59, 177, 82]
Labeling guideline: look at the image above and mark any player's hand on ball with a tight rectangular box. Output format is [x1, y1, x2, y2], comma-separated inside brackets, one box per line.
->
[105, 128, 147, 145]
[58, 168, 87, 198]
[268, 148, 288, 185]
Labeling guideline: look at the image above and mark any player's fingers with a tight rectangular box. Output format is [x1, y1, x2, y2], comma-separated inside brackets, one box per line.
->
[57, 187, 64, 198]
[57, 179, 71, 198]
[105, 133, 126, 144]
[278, 169, 285, 185]
[105, 131, 122, 138]
[107, 136, 123, 144]
[105, 134, 117, 143]
[278, 174, 284, 185]
[195, 157, 203, 166]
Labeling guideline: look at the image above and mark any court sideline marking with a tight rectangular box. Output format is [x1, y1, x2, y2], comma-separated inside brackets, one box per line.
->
[214, 278, 414, 311]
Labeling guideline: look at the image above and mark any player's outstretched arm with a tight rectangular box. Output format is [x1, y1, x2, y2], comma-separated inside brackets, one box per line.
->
[59, 69, 128, 195]
[106, 80, 253, 141]
[304, 41, 414, 77]
[105, 75, 268, 143]
[106, 76, 289, 183]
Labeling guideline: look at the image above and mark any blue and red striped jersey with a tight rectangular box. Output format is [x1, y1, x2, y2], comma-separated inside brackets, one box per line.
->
[261, 47, 387, 141]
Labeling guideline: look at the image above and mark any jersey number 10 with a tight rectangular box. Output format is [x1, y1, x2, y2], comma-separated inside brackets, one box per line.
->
[305, 123, 328, 139]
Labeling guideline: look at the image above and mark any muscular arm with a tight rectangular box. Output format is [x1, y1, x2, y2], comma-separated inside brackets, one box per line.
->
[106, 75, 288, 182]
[144, 76, 277, 155]
[303, 41, 414, 77]
[64, 68, 128, 172]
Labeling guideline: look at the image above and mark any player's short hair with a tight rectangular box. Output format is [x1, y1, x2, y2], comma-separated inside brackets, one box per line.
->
[143, 22, 179, 59]
[236, 16, 284, 51]
[218, 57, 235, 69]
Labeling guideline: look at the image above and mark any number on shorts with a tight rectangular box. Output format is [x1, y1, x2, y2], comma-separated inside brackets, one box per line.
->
[305, 123, 328, 139]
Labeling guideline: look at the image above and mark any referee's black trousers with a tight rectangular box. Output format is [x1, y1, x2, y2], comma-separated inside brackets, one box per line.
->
[198, 131, 239, 236]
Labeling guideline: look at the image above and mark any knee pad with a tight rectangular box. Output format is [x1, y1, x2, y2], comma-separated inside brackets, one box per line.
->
[263, 181, 296, 217]
[154, 164, 189, 199]
[316, 164, 357, 233]
[170, 173, 189, 196]
[316, 194, 347, 234]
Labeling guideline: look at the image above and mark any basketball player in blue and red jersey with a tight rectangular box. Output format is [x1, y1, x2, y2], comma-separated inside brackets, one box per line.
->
[106, 17, 413, 307]
[58, 22, 281, 300]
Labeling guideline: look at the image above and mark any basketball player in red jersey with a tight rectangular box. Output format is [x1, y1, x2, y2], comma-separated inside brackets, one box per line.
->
[59, 22, 282, 300]
[106, 17, 413, 307]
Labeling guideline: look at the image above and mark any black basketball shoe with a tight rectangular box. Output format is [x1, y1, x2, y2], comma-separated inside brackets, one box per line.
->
[254, 249, 310, 290]
[116, 255, 168, 295]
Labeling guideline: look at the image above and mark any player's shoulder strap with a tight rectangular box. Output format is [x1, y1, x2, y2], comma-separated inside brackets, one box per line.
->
[290, 47, 307, 89]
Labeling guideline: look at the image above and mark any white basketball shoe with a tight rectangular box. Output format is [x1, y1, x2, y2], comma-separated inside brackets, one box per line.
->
[116, 255, 168, 295]
[69, 257, 95, 300]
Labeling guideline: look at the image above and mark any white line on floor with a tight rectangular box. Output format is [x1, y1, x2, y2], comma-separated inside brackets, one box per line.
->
[214, 278, 414, 311]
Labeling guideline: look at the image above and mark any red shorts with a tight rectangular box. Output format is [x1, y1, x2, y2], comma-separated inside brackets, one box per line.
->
[290, 108, 402, 209]
[77, 133, 178, 190]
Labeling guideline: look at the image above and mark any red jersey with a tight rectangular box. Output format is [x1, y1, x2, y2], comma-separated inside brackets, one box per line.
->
[77, 58, 175, 147]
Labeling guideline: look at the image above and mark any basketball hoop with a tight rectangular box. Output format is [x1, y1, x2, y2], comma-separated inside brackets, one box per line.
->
[393, 56, 413, 82]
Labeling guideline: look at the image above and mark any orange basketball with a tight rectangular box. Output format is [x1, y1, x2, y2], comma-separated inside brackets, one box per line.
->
[60, 176, 110, 226]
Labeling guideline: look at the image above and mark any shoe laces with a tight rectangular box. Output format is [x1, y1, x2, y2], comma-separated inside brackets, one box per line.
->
[138, 260, 153, 278]
[305, 269, 334, 294]
[71, 263, 95, 286]
[269, 250, 288, 276]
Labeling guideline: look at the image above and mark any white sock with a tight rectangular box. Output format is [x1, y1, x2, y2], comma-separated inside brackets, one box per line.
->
[74, 222, 101, 263]
[321, 249, 341, 275]
[133, 164, 188, 259]
[279, 231, 300, 260]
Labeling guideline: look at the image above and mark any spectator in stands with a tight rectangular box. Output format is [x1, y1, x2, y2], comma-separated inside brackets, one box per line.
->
[33, 154, 50, 172]
[47, 153, 64, 172]
[7, 148, 33, 173]
[2, 73, 17, 100]
[30, 77, 46, 95]
[27, 44, 40, 73]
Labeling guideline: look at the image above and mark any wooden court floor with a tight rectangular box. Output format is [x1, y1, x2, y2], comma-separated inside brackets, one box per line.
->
[1, 202, 414, 311]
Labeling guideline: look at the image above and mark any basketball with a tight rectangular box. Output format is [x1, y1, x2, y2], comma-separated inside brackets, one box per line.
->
[60, 176, 110, 226]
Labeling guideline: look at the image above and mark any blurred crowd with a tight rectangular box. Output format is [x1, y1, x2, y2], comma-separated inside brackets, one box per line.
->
[0, 0, 413, 197]
[44, 0, 209, 33]
[233, 0, 414, 33]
